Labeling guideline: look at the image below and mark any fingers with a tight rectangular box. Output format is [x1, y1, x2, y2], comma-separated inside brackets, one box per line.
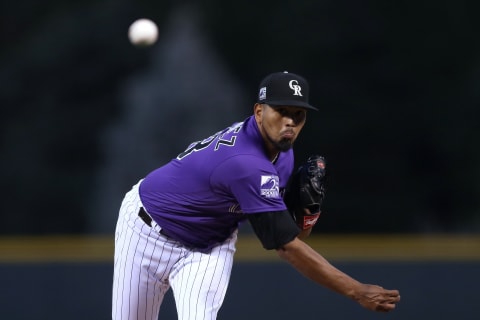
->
[375, 297, 400, 312]
[379, 290, 401, 311]
[376, 302, 397, 312]
[386, 289, 400, 297]
[361, 285, 401, 312]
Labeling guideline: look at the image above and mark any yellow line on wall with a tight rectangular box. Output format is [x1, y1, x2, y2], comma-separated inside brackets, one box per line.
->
[0, 235, 114, 263]
[235, 234, 480, 262]
[0, 234, 479, 263]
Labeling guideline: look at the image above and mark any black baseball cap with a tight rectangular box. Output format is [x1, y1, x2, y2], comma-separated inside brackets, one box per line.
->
[257, 71, 318, 111]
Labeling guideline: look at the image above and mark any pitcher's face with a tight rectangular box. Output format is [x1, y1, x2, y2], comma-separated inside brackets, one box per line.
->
[254, 103, 307, 152]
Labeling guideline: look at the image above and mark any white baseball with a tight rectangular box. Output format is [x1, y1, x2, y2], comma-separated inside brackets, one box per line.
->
[128, 19, 158, 46]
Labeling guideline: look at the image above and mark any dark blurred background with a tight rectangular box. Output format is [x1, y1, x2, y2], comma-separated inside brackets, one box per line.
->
[1, 0, 479, 236]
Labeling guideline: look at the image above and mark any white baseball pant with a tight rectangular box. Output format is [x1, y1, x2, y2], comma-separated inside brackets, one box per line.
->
[112, 181, 238, 320]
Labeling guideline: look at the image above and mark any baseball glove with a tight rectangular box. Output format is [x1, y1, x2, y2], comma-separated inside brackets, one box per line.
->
[284, 155, 326, 230]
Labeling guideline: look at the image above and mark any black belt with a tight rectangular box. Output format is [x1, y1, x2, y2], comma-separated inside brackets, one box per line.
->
[138, 207, 153, 227]
[138, 208, 211, 251]
[138, 207, 171, 238]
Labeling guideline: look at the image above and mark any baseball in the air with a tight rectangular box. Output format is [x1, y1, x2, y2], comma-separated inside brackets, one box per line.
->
[128, 19, 158, 46]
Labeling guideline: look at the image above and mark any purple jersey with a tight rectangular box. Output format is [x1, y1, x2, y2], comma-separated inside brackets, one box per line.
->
[139, 115, 294, 251]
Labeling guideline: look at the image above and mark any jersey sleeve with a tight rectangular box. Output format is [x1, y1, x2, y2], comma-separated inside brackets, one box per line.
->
[210, 155, 287, 214]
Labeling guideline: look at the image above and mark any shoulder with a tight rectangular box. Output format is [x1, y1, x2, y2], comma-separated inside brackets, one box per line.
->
[217, 154, 275, 178]
[209, 154, 279, 192]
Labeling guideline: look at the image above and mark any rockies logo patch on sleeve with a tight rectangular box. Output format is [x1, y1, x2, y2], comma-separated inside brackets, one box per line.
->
[260, 175, 280, 198]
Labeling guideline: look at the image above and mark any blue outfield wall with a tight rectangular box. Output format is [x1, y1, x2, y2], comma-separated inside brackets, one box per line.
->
[0, 235, 479, 320]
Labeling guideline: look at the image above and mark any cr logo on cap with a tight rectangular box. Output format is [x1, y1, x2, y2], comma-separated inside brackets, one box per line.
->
[289, 80, 303, 96]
